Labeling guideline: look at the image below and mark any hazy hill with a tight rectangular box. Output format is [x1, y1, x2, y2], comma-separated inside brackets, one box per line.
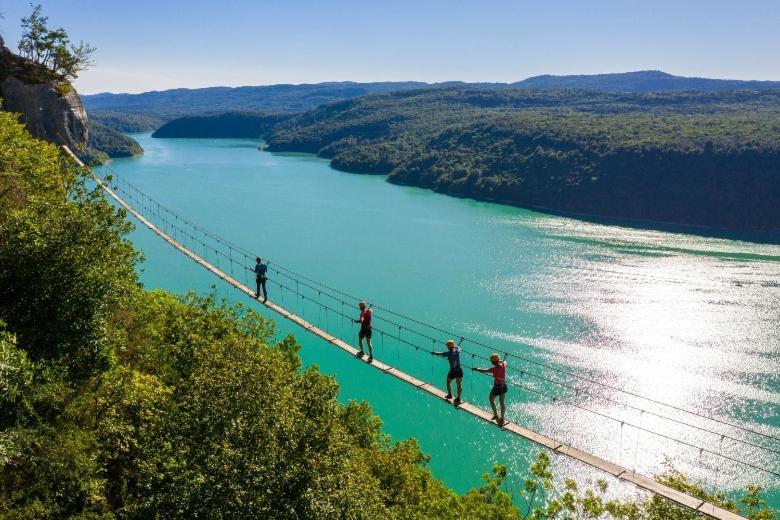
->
[83, 71, 780, 121]
[83, 81, 429, 117]
[514, 70, 780, 92]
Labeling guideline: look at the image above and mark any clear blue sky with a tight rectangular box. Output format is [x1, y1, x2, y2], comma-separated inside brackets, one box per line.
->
[1, 0, 778, 94]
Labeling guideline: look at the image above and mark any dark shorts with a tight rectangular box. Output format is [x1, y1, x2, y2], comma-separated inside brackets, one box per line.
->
[447, 367, 464, 379]
[359, 327, 372, 339]
[490, 383, 508, 397]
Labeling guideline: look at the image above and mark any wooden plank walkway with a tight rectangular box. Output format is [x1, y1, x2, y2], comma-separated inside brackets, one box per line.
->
[64, 147, 745, 520]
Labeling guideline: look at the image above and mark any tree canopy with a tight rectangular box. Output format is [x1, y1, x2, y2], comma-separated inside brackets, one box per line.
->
[17, 4, 95, 80]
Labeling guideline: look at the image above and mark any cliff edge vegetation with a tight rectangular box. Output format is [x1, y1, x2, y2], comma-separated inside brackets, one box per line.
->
[0, 5, 142, 163]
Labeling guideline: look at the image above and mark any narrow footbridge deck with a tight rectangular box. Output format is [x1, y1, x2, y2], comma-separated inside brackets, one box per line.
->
[64, 146, 755, 520]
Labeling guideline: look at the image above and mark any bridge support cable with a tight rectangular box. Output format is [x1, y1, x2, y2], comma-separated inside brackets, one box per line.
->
[93, 169, 780, 454]
[65, 148, 766, 519]
[95, 172, 779, 438]
[90, 164, 780, 479]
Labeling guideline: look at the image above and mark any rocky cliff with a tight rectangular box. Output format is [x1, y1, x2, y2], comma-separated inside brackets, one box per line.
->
[0, 36, 88, 154]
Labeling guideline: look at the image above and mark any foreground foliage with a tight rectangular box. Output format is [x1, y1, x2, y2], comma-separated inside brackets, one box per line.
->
[0, 111, 775, 518]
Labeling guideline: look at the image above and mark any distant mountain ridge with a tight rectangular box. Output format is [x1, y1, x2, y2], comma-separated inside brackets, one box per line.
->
[513, 70, 780, 92]
[83, 81, 429, 117]
[83, 71, 780, 120]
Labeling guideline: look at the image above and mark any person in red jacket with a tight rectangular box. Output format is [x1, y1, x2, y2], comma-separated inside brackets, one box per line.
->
[473, 353, 507, 425]
[353, 300, 374, 362]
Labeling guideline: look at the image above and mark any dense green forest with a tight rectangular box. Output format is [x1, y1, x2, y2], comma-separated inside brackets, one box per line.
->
[152, 111, 292, 138]
[1, 103, 776, 518]
[86, 119, 143, 161]
[265, 87, 780, 232]
[89, 111, 168, 133]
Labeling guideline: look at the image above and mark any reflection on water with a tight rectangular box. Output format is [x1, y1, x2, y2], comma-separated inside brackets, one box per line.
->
[483, 216, 780, 491]
[111, 134, 780, 506]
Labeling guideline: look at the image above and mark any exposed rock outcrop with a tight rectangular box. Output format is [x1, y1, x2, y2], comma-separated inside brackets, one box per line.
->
[0, 36, 88, 154]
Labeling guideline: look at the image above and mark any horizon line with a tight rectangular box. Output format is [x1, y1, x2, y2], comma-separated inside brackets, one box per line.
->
[78, 69, 780, 97]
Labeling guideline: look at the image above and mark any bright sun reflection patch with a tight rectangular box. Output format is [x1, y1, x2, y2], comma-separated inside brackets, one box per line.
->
[482, 214, 780, 492]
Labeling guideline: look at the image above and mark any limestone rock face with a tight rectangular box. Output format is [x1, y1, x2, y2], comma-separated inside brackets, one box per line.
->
[0, 39, 88, 153]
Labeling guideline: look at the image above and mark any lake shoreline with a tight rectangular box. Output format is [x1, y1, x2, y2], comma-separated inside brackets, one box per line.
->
[263, 145, 780, 244]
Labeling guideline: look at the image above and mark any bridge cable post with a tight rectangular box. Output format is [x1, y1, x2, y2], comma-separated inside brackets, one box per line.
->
[397, 325, 402, 363]
[431, 339, 436, 383]
[716, 434, 725, 486]
[633, 410, 644, 476]
[698, 447, 705, 482]
[317, 290, 322, 329]
[469, 353, 475, 398]
[350, 307, 355, 336]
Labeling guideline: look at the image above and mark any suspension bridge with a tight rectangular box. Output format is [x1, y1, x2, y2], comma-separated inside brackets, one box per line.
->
[64, 146, 779, 520]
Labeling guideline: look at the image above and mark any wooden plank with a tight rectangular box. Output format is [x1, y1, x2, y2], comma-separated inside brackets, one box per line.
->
[384, 367, 427, 388]
[458, 402, 497, 422]
[554, 444, 624, 477]
[418, 382, 449, 401]
[697, 502, 745, 520]
[621, 471, 704, 511]
[505, 422, 562, 451]
[65, 146, 746, 520]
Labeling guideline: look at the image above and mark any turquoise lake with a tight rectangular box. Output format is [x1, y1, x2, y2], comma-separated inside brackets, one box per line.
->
[104, 133, 780, 508]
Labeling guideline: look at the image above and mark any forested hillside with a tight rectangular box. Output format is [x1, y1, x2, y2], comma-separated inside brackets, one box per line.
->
[266, 87, 780, 232]
[152, 111, 292, 138]
[87, 120, 144, 159]
[89, 111, 168, 133]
